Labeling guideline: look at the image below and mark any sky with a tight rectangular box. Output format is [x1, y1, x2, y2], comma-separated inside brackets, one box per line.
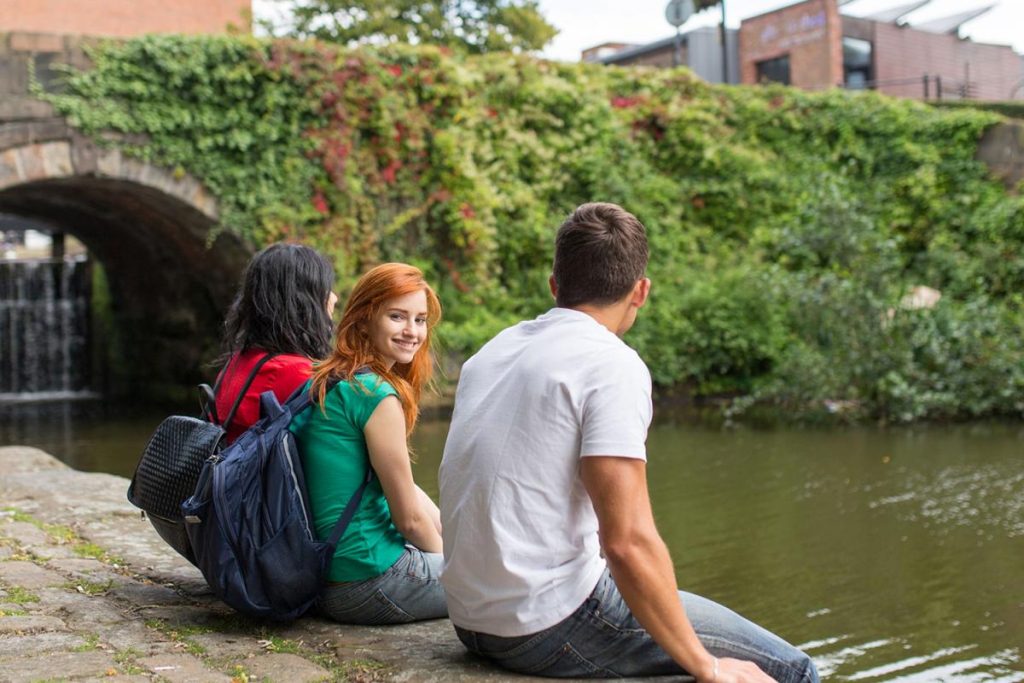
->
[255, 0, 1024, 62]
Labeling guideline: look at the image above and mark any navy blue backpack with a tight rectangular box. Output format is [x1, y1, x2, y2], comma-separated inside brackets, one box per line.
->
[181, 379, 373, 621]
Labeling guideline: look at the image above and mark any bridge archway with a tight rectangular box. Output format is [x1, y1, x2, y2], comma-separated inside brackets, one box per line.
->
[0, 134, 252, 401]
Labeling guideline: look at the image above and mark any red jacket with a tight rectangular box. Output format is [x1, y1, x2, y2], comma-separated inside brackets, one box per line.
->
[214, 349, 313, 443]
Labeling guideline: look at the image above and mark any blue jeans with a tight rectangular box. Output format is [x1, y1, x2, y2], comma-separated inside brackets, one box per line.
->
[318, 546, 447, 625]
[455, 570, 819, 681]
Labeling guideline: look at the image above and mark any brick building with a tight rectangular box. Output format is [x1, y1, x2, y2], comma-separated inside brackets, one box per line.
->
[839, 12, 1023, 100]
[742, 0, 1022, 100]
[739, 0, 843, 89]
[588, 0, 1024, 101]
[0, 0, 251, 37]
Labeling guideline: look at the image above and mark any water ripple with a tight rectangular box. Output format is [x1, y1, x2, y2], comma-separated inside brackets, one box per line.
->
[812, 640, 1023, 682]
[867, 466, 1024, 538]
[844, 645, 976, 680]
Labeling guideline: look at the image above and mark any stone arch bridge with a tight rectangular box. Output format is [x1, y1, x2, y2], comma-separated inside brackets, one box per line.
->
[1, 32, 251, 401]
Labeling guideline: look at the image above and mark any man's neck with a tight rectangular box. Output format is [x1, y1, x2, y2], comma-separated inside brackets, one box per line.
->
[566, 302, 631, 337]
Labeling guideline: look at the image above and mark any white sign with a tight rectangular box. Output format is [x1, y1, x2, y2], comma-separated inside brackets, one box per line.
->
[665, 0, 696, 27]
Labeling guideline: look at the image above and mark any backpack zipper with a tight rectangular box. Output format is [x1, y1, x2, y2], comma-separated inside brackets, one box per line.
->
[281, 435, 315, 541]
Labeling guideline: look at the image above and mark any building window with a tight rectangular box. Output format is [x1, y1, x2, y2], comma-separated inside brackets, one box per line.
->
[843, 37, 873, 89]
[756, 55, 791, 85]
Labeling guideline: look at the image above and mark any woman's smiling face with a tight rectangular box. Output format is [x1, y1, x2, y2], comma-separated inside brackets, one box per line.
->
[370, 289, 429, 369]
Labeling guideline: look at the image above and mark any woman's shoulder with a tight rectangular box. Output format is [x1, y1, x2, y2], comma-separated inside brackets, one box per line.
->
[234, 349, 310, 368]
[353, 371, 397, 397]
[256, 352, 313, 389]
[324, 371, 397, 402]
[313, 372, 397, 425]
[265, 352, 313, 369]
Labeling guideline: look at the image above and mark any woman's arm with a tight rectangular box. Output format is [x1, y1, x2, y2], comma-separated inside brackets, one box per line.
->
[416, 484, 442, 535]
[364, 396, 443, 553]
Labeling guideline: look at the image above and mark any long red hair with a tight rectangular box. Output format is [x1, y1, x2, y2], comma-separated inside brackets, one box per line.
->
[310, 263, 441, 436]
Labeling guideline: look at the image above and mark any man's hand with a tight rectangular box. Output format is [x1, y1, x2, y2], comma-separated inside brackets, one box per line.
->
[712, 657, 776, 682]
[580, 456, 776, 683]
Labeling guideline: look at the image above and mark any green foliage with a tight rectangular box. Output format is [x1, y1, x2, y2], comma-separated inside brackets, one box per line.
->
[1, 585, 40, 605]
[45, 35, 1024, 422]
[932, 100, 1024, 120]
[270, 0, 557, 54]
[72, 633, 102, 652]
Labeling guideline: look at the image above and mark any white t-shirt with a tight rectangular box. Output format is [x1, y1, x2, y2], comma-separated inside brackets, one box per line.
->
[439, 307, 653, 637]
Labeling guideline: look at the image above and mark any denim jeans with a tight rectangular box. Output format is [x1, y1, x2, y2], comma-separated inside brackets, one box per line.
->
[318, 546, 447, 625]
[455, 569, 819, 681]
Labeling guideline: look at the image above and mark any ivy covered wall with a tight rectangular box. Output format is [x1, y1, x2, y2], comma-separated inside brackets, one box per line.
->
[48, 35, 1024, 421]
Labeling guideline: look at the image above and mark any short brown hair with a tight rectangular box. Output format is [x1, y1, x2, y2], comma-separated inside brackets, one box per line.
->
[552, 202, 648, 308]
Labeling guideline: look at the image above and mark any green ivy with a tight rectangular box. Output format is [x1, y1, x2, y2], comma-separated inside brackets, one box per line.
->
[932, 100, 1024, 120]
[45, 35, 1024, 421]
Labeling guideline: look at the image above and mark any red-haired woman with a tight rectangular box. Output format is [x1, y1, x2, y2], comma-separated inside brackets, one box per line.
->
[290, 263, 447, 624]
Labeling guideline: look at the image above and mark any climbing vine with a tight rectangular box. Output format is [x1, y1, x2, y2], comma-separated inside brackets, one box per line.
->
[47, 34, 1024, 421]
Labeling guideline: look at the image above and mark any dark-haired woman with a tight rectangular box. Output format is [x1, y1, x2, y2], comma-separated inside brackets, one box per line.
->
[213, 242, 336, 442]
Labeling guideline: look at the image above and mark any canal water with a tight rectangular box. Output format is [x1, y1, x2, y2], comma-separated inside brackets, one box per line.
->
[1, 401, 1021, 681]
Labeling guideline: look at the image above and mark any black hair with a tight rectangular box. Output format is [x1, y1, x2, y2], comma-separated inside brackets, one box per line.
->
[219, 243, 335, 361]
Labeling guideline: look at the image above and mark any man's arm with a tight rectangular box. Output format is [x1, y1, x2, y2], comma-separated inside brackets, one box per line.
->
[580, 456, 775, 683]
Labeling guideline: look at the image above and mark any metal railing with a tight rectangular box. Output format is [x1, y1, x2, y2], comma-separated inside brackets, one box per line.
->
[843, 74, 983, 100]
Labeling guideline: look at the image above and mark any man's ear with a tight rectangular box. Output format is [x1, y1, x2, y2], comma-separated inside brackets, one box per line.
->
[549, 275, 558, 300]
[631, 277, 651, 308]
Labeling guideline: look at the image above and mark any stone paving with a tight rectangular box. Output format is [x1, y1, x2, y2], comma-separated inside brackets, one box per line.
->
[1, 446, 619, 683]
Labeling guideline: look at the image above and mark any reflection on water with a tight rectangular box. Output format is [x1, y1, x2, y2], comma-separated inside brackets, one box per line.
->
[2, 401, 1022, 681]
[0, 399, 184, 477]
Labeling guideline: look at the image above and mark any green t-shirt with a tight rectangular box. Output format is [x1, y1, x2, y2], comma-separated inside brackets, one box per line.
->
[290, 374, 406, 582]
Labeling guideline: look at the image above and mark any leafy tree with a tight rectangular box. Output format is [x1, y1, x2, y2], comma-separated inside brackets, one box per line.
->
[269, 0, 557, 53]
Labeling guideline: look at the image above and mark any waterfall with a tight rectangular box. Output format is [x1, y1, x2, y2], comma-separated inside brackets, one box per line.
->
[0, 257, 93, 400]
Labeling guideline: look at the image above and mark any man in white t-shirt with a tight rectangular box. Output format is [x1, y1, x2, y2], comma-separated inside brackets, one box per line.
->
[439, 203, 818, 682]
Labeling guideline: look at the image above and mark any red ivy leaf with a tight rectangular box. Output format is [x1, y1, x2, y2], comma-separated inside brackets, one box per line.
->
[381, 159, 402, 184]
[312, 191, 329, 215]
[611, 96, 641, 109]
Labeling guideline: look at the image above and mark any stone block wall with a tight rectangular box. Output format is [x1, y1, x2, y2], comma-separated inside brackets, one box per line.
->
[977, 121, 1024, 191]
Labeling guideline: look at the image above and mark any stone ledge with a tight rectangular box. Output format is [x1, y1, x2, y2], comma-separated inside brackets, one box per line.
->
[0, 96, 55, 123]
[1, 446, 650, 682]
[0, 118, 70, 153]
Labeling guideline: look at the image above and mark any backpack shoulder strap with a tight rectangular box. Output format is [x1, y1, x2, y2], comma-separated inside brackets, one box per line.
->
[321, 366, 376, 547]
[199, 353, 239, 424]
[281, 378, 319, 416]
[288, 367, 376, 548]
[282, 369, 366, 416]
[324, 467, 375, 547]
[220, 352, 279, 428]
[211, 355, 234, 394]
